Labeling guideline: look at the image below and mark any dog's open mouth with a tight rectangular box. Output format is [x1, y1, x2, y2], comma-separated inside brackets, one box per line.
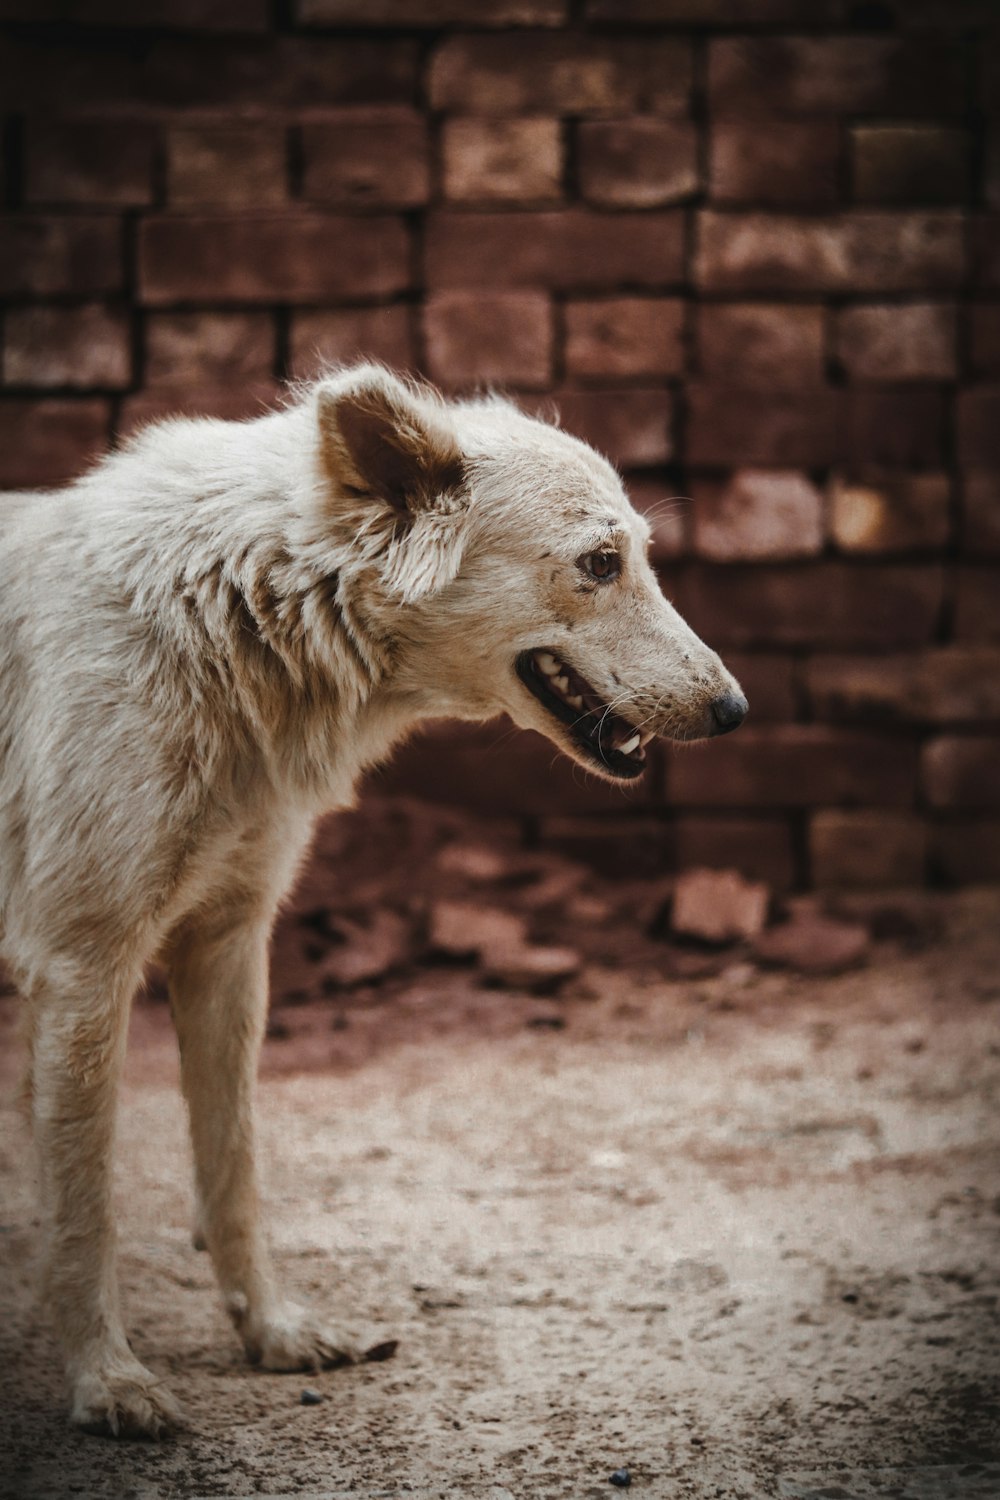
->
[515, 649, 653, 781]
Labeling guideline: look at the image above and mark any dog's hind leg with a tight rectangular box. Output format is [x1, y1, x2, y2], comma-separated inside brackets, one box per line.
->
[167, 902, 358, 1373]
[30, 961, 182, 1438]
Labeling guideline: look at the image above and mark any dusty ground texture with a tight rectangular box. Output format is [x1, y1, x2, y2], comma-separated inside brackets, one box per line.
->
[0, 845, 998, 1499]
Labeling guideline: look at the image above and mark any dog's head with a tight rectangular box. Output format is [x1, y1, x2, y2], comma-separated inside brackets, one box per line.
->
[314, 365, 746, 781]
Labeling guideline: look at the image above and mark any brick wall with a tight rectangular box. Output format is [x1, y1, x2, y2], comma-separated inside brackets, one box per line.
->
[1, 1, 998, 889]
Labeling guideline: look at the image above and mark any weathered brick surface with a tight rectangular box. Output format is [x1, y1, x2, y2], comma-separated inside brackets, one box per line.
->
[442, 119, 562, 203]
[836, 303, 957, 382]
[167, 125, 287, 208]
[302, 112, 429, 209]
[0, 217, 122, 297]
[695, 303, 825, 386]
[577, 120, 698, 207]
[3, 305, 131, 389]
[708, 36, 965, 118]
[424, 292, 553, 390]
[922, 737, 1000, 809]
[425, 211, 685, 290]
[139, 216, 411, 304]
[810, 811, 927, 889]
[691, 471, 824, 562]
[709, 123, 839, 206]
[851, 126, 971, 205]
[0, 7, 994, 887]
[290, 306, 413, 381]
[954, 568, 1000, 643]
[696, 212, 964, 293]
[429, 36, 693, 116]
[679, 564, 942, 650]
[668, 726, 919, 809]
[26, 121, 156, 206]
[686, 384, 837, 466]
[145, 311, 276, 387]
[807, 650, 1000, 725]
[829, 472, 950, 553]
[0, 399, 109, 488]
[565, 298, 684, 379]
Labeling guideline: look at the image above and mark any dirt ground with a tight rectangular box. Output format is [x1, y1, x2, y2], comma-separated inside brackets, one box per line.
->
[1, 856, 999, 1499]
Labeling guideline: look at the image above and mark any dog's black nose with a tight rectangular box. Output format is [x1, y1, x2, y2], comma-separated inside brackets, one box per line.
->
[710, 692, 748, 735]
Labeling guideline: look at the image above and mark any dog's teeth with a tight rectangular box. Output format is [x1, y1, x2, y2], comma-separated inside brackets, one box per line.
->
[567, 694, 584, 710]
[536, 652, 560, 677]
[639, 729, 655, 747]
[553, 674, 570, 694]
[618, 732, 641, 756]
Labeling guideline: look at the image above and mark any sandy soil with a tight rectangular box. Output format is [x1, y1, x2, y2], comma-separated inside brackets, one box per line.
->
[1, 888, 999, 1500]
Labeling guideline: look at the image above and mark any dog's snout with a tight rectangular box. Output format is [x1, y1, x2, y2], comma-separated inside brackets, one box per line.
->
[710, 691, 748, 735]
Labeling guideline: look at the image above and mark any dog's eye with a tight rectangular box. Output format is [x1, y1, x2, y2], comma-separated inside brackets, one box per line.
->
[580, 550, 621, 583]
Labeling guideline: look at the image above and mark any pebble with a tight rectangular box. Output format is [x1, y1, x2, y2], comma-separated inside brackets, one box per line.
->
[609, 1469, 631, 1488]
[300, 1387, 324, 1405]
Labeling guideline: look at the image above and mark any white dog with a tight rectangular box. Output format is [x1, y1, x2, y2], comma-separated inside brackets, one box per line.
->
[0, 365, 746, 1438]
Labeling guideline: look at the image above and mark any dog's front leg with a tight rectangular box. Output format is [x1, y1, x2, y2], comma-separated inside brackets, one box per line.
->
[168, 911, 357, 1373]
[31, 973, 182, 1438]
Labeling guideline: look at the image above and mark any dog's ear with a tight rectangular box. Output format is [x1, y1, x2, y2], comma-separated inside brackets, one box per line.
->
[317, 365, 465, 518]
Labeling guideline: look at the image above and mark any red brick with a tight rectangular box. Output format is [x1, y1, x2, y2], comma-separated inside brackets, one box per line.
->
[578, 120, 698, 208]
[6, 0, 268, 26]
[679, 563, 942, 650]
[0, 217, 122, 297]
[852, 126, 971, 205]
[836, 303, 957, 382]
[695, 302, 825, 386]
[958, 387, 1000, 467]
[565, 298, 684, 379]
[145, 311, 276, 386]
[810, 811, 926, 889]
[986, 130, 1000, 212]
[691, 471, 823, 562]
[139, 216, 410, 305]
[697, 211, 963, 294]
[673, 816, 795, 890]
[377, 721, 653, 816]
[0, 399, 109, 489]
[962, 472, 1000, 555]
[686, 384, 837, 466]
[954, 568, 1000, 643]
[298, 0, 565, 21]
[931, 820, 1000, 885]
[843, 391, 947, 468]
[539, 815, 674, 881]
[527, 388, 673, 467]
[807, 649, 1000, 725]
[922, 737, 1000, 809]
[708, 122, 839, 206]
[627, 476, 687, 561]
[717, 653, 796, 723]
[0, 38, 418, 115]
[970, 217, 1000, 289]
[588, 0, 844, 17]
[429, 35, 692, 116]
[302, 112, 429, 209]
[3, 306, 130, 390]
[423, 292, 553, 390]
[442, 119, 562, 204]
[26, 120, 155, 207]
[828, 471, 950, 553]
[118, 384, 281, 436]
[969, 303, 1000, 376]
[289, 307, 413, 382]
[708, 36, 964, 118]
[167, 124, 287, 208]
[426, 211, 685, 291]
[669, 725, 918, 809]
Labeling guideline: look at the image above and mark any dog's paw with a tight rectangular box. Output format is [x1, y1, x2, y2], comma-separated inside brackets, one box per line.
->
[70, 1359, 183, 1440]
[247, 1302, 359, 1373]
